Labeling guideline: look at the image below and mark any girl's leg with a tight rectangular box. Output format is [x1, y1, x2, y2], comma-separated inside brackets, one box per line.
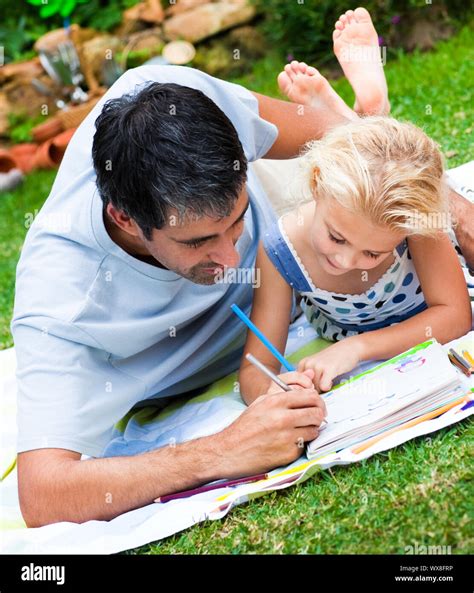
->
[333, 7, 390, 115]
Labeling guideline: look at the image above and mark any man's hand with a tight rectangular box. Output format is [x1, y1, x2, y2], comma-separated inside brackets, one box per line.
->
[449, 188, 474, 269]
[220, 387, 326, 476]
[266, 369, 316, 394]
[297, 337, 365, 392]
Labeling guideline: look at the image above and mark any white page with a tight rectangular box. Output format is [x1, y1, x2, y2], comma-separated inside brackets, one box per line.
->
[307, 341, 460, 456]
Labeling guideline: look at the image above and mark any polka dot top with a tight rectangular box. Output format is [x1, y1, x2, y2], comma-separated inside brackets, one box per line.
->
[263, 216, 427, 341]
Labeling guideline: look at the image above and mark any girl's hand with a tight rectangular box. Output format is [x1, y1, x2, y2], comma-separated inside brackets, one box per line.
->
[297, 337, 365, 392]
[267, 369, 317, 395]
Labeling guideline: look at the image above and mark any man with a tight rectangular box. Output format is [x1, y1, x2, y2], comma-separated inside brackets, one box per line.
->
[13, 20, 473, 527]
[13, 65, 336, 527]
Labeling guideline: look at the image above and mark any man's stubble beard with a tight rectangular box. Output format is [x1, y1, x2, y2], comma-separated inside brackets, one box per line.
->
[185, 266, 223, 285]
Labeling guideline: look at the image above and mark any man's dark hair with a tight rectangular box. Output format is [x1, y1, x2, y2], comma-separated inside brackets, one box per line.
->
[92, 81, 248, 240]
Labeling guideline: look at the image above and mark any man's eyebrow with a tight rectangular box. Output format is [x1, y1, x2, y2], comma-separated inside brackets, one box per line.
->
[327, 224, 391, 254]
[172, 199, 250, 245]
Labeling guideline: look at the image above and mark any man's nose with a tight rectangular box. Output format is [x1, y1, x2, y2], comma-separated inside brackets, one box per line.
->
[210, 237, 241, 268]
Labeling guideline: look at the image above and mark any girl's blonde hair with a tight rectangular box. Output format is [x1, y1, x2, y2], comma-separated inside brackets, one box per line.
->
[298, 116, 451, 236]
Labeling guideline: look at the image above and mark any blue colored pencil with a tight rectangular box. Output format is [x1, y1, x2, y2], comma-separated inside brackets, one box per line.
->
[231, 303, 295, 372]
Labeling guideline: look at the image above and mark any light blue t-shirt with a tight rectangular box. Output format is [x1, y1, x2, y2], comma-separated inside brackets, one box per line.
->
[11, 65, 280, 457]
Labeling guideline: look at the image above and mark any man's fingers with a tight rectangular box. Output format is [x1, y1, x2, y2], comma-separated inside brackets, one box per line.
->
[284, 389, 327, 414]
[295, 426, 320, 445]
[290, 406, 326, 428]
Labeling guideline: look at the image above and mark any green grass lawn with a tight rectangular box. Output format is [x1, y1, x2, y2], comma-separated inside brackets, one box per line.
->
[1, 27, 473, 554]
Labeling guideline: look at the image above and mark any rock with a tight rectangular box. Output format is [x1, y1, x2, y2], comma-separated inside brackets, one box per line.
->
[193, 43, 235, 77]
[0, 58, 44, 85]
[34, 25, 97, 54]
[227, 25, 267, 59]
[165, 0, 209, 18]
[163, 0, 256, 43]
[162, 40, 196, 64]
[193, 25, 266, 78]
[124, 27, 165, 53]
[81, 35, 125, 88]
[3, 73, 59, 119]
[123, 0, 165, 25]
[34, 28, 71, 53]
[117, 28, 166, 71]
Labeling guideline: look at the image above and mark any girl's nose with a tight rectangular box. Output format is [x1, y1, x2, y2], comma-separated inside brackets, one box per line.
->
[336, 252, 357, 270]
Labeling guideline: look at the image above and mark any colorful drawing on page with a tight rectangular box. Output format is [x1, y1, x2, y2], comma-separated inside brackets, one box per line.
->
[394, 354, 426, 373]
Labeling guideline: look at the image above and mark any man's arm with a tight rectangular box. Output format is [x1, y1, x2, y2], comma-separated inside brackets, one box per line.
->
[18, 388, 326, 527]
[252, 91, 352, 159]
[449, 187, 474, 269]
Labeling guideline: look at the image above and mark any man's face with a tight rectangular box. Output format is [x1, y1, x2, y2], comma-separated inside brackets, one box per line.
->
[141, 187, 250, 285]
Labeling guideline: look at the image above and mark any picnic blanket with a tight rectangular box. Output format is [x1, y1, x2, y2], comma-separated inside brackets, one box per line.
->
[1, 312, 472, 555]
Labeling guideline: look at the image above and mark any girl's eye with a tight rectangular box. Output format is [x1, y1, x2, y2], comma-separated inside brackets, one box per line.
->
[366, 252, 380, 259]
[329, 233, 345, 245]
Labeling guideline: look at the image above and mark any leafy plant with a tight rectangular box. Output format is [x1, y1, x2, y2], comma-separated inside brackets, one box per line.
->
[7, 112, 44, 144]
[0, 17, 38, 62]
[74, 0, 135, 31]
[26, 0, 90, 19]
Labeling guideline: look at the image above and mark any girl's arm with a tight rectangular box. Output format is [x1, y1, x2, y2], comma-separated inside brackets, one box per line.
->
[356, 232, 472, 361]
[238, 242, 294, 404]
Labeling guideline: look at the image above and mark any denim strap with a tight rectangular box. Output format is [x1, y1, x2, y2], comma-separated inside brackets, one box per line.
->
[263, 227, 313, 292]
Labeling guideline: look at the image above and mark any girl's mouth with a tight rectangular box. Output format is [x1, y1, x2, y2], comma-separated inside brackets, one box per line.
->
[326, 255, 342, 270]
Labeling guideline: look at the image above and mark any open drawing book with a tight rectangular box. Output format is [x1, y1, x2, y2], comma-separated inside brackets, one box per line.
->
[307, 339, 471, 459]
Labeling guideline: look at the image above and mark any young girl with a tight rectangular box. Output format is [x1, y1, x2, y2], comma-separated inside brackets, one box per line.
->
[239, 117, 472, 403]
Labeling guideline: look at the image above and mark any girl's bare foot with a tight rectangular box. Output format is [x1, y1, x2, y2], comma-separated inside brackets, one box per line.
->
[333, 7, 390, 115]
[277, 60, 358, 122]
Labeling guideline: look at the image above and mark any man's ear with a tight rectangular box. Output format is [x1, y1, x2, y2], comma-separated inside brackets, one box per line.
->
[106, 203, 141, 237]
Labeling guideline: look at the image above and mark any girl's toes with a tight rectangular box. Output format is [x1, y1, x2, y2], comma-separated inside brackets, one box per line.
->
[354, 6, 371, 22]
[335, 20, 344, 30]
[284, 64, 294, 80]
[339, 14, 348, 24]
[290, 61, 301, 74]
[345, 9, 354, 23]
[277, 71, 291, 92]
[298, 62, 308, 72]
[307, 66, 318, 76]
[333, 29, 341, 41]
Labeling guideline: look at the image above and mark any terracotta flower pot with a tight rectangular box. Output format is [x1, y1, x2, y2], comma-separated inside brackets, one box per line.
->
[31, 127, 77, 170]
[0, 149, 18, 173]
[9, 143, 38, 174]
[31, 117, 64, 144]
[49, 127, 77, 164]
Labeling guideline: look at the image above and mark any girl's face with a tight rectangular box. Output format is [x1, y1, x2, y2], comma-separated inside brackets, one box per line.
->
[309, 197, 406, 276]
